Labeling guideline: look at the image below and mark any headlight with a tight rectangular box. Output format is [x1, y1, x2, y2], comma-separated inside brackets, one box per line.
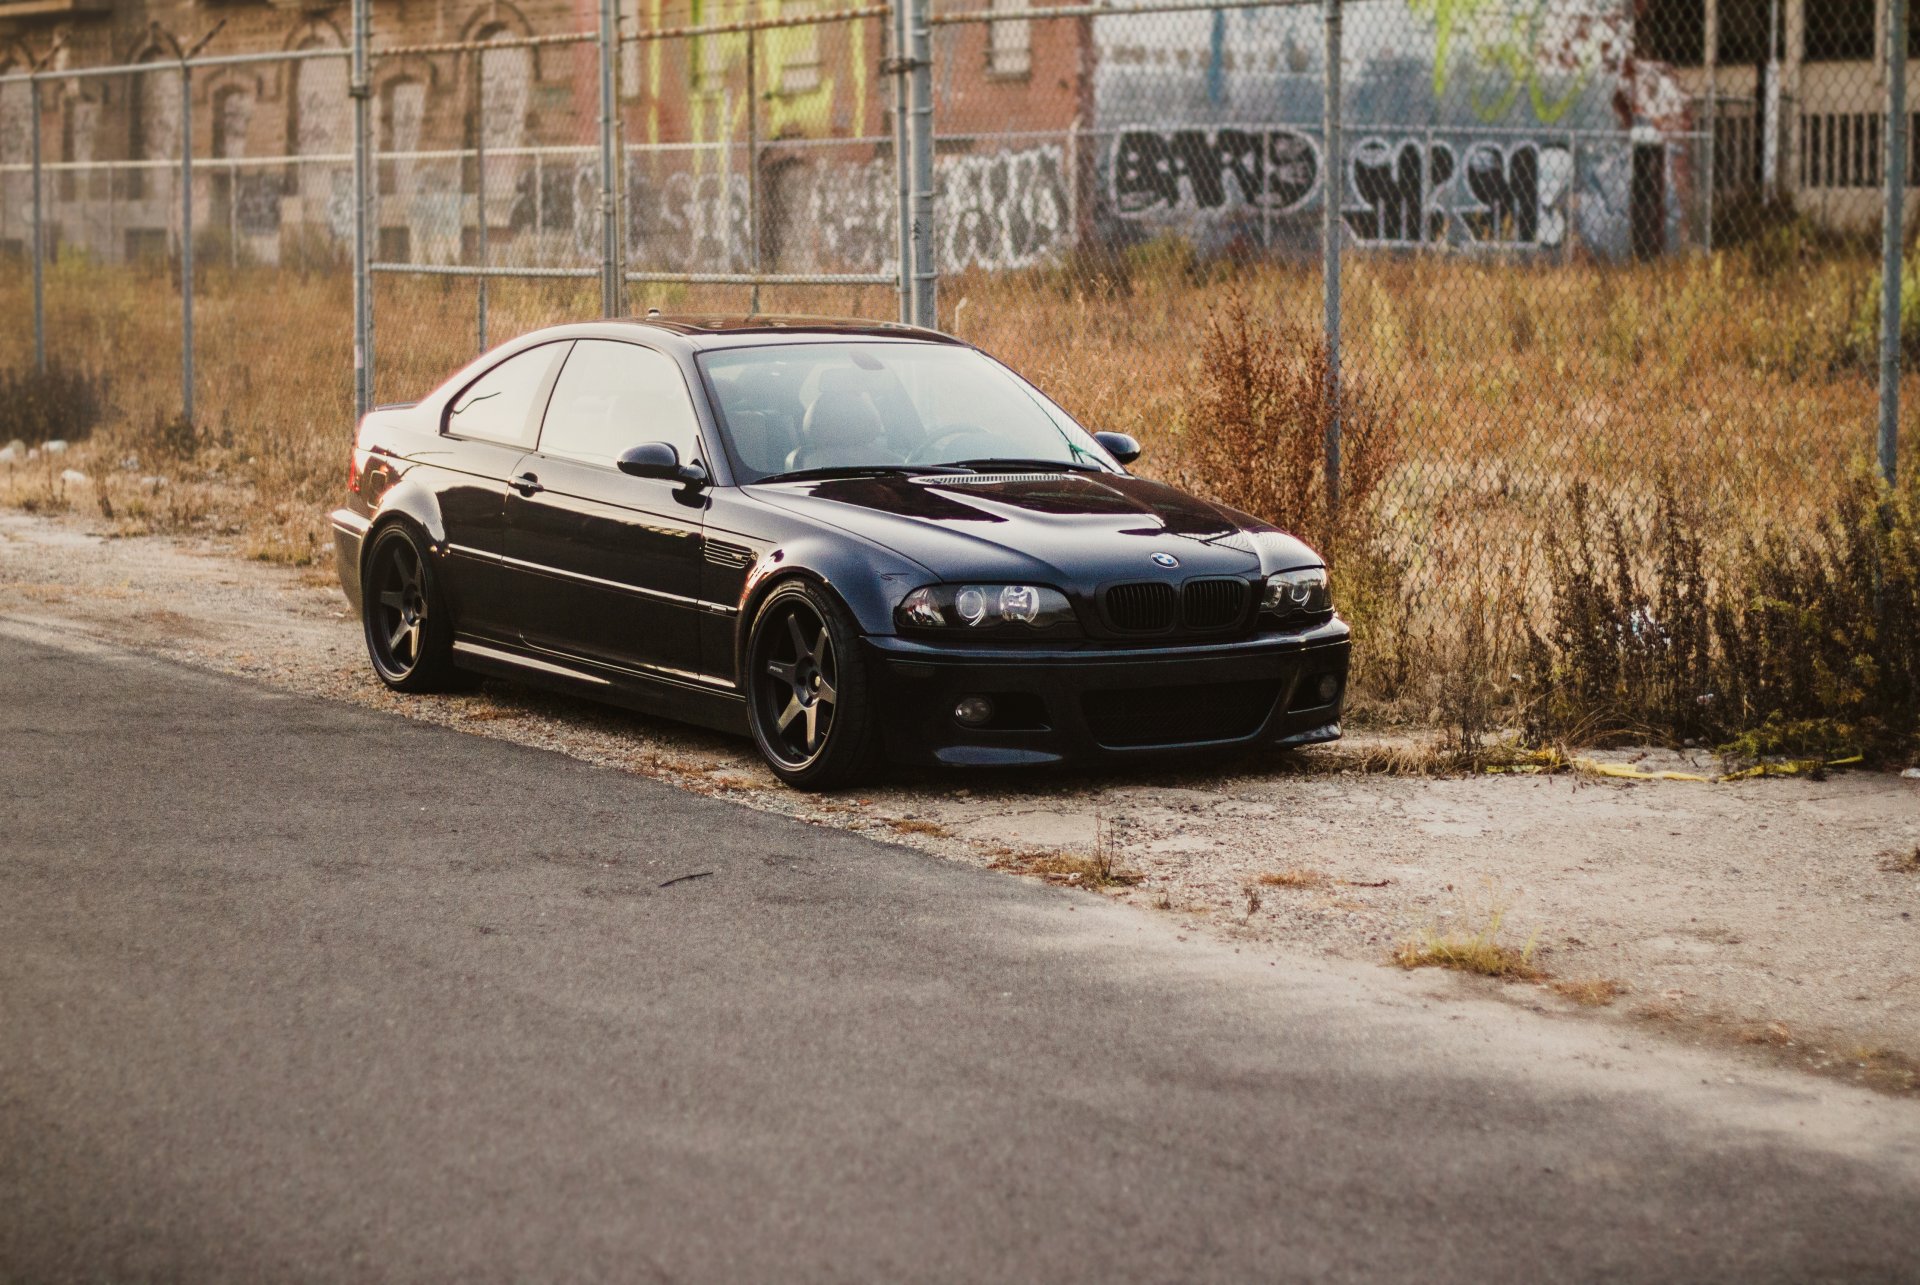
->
[1261, 567, 1331, 618]
[897, 584, 1076, 632]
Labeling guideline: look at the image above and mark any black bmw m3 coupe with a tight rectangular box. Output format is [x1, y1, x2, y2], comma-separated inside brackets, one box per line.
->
[333, 315, 1349, 788]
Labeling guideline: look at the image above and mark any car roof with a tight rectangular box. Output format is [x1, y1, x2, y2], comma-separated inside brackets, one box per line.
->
[578, 313, 958, 351]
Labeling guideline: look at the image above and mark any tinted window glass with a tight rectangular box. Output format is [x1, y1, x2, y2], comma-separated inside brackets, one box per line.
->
[445, 343, 563, 447]
[539, 340, 703, 468]
[699, 341, 1112, 481]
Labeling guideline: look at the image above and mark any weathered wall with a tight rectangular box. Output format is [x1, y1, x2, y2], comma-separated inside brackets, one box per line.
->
[1090, 0, 1691, 259]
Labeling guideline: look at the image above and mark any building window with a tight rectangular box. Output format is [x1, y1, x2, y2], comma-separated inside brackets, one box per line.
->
[61, 92, 99, 200]
[1636, 0, 1703, 67]
[129, 61, 180, 200]
[379, 77, 424, 196]
[779, 0, 822, 94]
[988, 0, 1031, 76]
[1804, 0, 1873, 62]
[1716, 0, 1783, 65]
[212, 86, 253, 160]
[690, 0, 727, 94]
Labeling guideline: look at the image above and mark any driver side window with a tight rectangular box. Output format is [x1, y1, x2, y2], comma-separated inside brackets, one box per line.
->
[538, 340, 703, 469]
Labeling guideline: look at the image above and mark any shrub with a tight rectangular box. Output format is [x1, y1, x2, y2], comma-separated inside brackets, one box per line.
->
[0, 364, 108, 448]
[1526, 475, 1920, 762]
[1171, 294, 1398, 556]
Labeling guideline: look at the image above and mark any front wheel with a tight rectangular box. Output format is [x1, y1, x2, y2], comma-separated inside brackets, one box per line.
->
[745, 581, 879, 790]
[361, 522, 463, 692]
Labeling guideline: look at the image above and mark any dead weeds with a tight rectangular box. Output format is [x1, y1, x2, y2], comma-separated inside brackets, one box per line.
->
[1393, 904, 1543, 981]
[1549, 977, 1629, 1007]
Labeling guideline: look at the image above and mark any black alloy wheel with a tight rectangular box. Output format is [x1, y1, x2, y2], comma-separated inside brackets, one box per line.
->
[362, 522, 461, 692]
[746, 581, 878, 789]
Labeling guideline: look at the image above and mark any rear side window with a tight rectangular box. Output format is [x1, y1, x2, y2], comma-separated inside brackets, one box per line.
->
[538, 340, 704, 468]
[445, 343, 566, 448]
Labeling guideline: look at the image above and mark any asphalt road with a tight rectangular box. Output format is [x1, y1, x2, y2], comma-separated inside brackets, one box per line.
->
[2, 630, 1918, 1283]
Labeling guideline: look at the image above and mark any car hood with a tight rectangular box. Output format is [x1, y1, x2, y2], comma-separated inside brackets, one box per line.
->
[749, 471, 1321, 583]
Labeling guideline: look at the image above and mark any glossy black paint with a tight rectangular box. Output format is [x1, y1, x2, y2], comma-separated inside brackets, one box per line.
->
[333, 315, 1350, 766]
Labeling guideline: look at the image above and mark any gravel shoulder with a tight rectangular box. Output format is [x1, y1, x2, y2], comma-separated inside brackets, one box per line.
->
[4, 510, 1917, 1093]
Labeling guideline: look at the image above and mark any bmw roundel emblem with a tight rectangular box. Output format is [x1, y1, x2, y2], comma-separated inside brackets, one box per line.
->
[1151, 552, 1180, 568]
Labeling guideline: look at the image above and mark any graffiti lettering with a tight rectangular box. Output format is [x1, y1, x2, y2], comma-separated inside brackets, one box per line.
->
[1459, 142, 1570, 247]
[1111, 128, 1318, 216]
[1342, 136, 1571, 249]
[1344, 138, 1453, 245]
[941, 147, 1069, 271]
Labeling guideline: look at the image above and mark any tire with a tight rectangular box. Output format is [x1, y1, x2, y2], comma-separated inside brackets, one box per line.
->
[361, 522, 463, 693]
[745, 579, 880, 790]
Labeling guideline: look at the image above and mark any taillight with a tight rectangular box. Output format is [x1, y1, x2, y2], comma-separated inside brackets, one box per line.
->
[347, 449, 364, 494]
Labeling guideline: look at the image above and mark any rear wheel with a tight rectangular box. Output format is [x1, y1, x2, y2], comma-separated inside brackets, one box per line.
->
[362, 522, 462, 692]
[746, 581, 879, 790]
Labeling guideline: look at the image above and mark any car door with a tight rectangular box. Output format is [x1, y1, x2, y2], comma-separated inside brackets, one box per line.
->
[503, 338, 710, 681]
[431, 340, 571, 642]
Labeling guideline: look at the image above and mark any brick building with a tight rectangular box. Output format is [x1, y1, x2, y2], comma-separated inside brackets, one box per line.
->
[9, 0, 1874, 268]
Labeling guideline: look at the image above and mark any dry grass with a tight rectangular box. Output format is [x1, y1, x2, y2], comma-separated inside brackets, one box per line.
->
[1256, 868, 1329, 889]
[1880, 845, 1920, 874]
[1550, 977, 1628, 1007]
[4, 249, 1915, 733]
[1393, 904, 1542, 981]
[1737, 1021, 1796, 1047]
[1008, 850, 1145, 889]
[885, 817, 951, 838]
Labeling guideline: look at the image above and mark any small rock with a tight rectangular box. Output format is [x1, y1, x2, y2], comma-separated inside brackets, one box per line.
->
[26, 448, 39, 461]
[59, 468, 87, 485]
[2, 438, 23, 454]
[0, 446, 15, 464]
[139, 475, 166, 488]
[43, 439, 68, 454]
[1903, 767, 1920, 780]
[119, 455, 140, 470]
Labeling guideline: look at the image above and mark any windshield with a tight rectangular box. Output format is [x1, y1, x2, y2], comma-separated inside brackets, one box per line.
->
[697, 341, 1116, 482]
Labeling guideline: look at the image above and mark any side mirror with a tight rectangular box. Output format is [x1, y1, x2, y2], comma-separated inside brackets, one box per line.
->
[1095, 431, 1142, 466]
[618, 442, 708, 487]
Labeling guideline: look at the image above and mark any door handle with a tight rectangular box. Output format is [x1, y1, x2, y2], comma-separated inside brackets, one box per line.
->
[510, 471, 543, 496]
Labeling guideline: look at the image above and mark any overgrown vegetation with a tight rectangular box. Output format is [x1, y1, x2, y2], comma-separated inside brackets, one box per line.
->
[1524, 476, 1920, 763]
[0, 363, 108, 448]
[3, 241, 1918, 751]
[1392, 903, 1542, 981]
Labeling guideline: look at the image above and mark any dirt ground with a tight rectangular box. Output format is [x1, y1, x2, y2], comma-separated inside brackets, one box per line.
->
[4, 509, 1918, 1094]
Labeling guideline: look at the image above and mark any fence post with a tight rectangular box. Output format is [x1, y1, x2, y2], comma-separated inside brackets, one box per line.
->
[1880, 0, 1908, 485]
[907, 0, 936, 329]
[29, 73, 45, 376]
[747, 29, 761, 316]
[1321, 0, 1343, 521]
[351, 0, 373, 418]
[474, 48, 489, 353]
[598, 0, 620, 318]
[890, 0, 912, 324]
[180, 62, 195, 429]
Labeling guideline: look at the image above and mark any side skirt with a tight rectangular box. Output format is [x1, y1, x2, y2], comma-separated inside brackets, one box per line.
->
[451, 639, 750, 737]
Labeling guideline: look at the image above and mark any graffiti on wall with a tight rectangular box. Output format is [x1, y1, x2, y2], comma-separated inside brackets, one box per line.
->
[1110, 128, 1320, 217]
[613, 144, 1071, 275]
[940, 147, 1070, 271]
[1341, 136, 1570, 248]
[1404, 0, 1629, 125]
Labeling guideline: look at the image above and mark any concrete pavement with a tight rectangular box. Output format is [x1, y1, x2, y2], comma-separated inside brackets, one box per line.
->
[2, 630, 1916, 1282]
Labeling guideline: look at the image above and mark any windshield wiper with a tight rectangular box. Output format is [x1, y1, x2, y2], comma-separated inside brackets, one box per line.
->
[756, 464, 974, 485]
[943, 457, 1108, 473]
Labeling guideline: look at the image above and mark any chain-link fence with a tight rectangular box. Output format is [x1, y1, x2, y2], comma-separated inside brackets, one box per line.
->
[0, 0, 1914, 684]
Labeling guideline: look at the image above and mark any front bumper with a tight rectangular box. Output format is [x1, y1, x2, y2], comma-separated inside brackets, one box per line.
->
[863, 619, 1350, 767]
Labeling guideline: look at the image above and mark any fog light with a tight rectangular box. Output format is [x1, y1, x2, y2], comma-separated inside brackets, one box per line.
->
[954, 695, 995, 727]
[1316, 673, 1341, 704]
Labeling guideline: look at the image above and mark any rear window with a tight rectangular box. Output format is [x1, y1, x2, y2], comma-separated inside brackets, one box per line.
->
[445, 343, 566, 448]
